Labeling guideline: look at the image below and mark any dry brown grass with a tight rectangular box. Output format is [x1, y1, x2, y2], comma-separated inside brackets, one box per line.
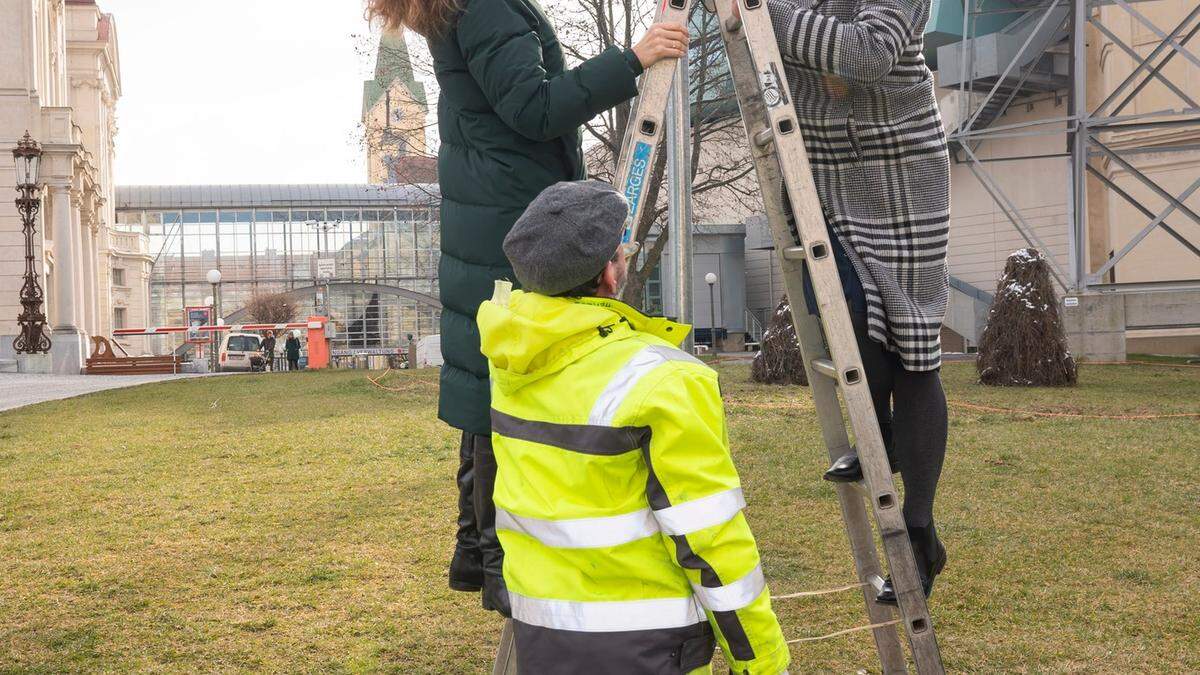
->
[0, 361, 1197, 672]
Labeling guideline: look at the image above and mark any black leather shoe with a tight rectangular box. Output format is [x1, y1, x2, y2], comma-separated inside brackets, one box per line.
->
[824, 442, 901, 483]
[450, 433, 483, 592]
[823, 452, 863, 483]
[877, 523, 947, 605]
[473, 433, 512, 618]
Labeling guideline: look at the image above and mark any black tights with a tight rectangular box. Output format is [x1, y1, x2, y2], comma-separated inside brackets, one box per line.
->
[851, 313, 947, 529]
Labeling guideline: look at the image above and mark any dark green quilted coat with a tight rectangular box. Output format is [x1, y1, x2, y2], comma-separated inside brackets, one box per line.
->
[428, 0, 643, 434]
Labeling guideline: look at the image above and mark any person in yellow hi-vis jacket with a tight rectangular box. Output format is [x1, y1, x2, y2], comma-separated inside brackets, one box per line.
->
[476, 180, 789, 674]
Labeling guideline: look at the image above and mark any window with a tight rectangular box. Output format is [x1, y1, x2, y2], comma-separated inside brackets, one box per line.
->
[112, 268, 126, 286]
[226, 335, 260, 352]
[644, 265, 664, 317]
[113, 307, 127, 330]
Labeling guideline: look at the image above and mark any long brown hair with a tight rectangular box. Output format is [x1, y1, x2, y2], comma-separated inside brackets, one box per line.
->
[366, 0, 460, 37]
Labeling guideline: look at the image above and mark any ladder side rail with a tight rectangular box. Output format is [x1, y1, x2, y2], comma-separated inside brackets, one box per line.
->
[714, 14, 907, 673]
[615, 0, 692, 244]
[492, 619, 518, 675]
[718, 1, 944, 671]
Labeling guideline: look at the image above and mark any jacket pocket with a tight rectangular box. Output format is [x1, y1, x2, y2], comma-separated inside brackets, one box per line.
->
[846, 114, 864, 162]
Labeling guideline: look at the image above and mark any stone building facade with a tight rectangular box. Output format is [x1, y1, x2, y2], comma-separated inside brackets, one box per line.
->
[1, 0, 145, 371]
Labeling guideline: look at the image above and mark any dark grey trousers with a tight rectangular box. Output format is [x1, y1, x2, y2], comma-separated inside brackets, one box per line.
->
[850, 312, 947, 528]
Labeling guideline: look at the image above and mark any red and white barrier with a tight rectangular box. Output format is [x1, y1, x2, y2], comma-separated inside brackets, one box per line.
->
[113, 321, 321, 336]
[112, 317, 332, 369]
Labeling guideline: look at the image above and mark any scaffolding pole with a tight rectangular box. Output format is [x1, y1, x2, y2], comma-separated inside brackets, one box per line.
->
[949, 0, 1200, 295]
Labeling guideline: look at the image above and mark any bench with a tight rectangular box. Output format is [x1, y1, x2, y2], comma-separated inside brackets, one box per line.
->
[85, 336, 186, 375]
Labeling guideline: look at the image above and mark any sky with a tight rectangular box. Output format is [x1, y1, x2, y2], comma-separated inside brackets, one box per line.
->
[105, 0, 400, 186]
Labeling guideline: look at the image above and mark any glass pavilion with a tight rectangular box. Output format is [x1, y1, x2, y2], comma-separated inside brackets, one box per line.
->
[115, 184, 442, 356]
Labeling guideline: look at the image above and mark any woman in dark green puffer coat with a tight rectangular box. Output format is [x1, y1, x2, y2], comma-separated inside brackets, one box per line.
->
[368, 0, 687, 615]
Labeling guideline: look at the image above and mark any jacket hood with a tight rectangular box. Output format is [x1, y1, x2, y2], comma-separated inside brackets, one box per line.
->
[478, 284, 689, 395]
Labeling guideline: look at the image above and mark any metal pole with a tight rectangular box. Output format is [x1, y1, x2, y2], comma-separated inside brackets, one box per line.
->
[667, 46, 693, 352]
[1066, 0, 1089, 291]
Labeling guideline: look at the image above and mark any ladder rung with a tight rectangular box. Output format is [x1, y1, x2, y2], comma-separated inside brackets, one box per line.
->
[844, 480, 901, 516]
[781, 246, 806, 260]
[810, 358, 838, 379]
[868, 574, 887, 592]
[724, 15, 743, 32]
[753, 128, 774, 148]
[845, 480, 869, 500]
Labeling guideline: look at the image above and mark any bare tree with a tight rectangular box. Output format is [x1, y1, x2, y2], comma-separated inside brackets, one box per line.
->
[357, 1, 760, 309]
[244, 292, 299, 325]
[556, 0, 760, 308]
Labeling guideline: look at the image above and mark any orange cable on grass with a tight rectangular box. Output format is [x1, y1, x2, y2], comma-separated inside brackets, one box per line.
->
[947, 400, 1200, 420]
[723, 395, 1197, 420]
[367, 368, 438, 393]
[1083, 360, 1200, 369]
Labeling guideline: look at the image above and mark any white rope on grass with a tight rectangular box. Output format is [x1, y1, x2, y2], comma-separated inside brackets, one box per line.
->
[786, 619, 900, 644]
[772, 582, 867, 600]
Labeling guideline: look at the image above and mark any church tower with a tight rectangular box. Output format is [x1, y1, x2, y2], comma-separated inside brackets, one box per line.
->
[362, 30, 434, 184]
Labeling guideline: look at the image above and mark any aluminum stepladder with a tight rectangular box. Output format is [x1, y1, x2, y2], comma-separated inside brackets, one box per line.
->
[491, 0, 945, 670]
[609, 0, 945, 672]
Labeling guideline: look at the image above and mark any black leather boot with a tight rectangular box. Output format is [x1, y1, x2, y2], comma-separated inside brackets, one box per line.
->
[449, 433, 483, 592]
[473, 433, 511, 617]
[877, 522, 946, 605]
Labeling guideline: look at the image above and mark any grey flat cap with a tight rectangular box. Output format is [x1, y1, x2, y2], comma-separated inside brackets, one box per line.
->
[503, 180, 628, 296]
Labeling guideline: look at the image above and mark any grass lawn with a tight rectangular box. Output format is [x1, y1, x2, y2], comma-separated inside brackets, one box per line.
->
[1, 362, 1197, 673]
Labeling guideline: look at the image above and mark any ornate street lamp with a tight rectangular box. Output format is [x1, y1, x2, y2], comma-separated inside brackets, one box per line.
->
[12, 131, 51, 354]
[705, 272, 719, 349]
[206, 269, 222, 372]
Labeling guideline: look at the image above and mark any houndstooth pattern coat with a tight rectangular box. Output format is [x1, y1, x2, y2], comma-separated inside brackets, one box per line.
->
[767, 0, 950, 371]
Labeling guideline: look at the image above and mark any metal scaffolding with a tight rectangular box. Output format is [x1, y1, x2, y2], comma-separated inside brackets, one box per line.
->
[945, 0, 1200, 294]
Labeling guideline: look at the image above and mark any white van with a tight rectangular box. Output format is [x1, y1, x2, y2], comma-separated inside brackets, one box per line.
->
[220, 332, 262, 372]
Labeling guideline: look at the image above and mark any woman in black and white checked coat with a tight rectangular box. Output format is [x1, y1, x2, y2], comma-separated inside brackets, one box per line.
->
[765, 0, 950, 603]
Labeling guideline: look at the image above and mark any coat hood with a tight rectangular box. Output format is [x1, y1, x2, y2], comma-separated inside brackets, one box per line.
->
[477, 283, 690, 395]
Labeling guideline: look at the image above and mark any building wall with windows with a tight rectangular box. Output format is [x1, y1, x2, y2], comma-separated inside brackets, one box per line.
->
[114, 184, 442, 357]
[935, 0, 1200, 354]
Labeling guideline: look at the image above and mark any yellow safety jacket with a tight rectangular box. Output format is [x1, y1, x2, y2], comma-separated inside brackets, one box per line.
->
[478, 286, 789, 675]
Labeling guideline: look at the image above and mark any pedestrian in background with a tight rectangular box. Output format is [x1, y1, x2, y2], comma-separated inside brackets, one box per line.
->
[285, 331, 301, 371]
[261, 330, 277, 372]
[367, 0, 689, 616]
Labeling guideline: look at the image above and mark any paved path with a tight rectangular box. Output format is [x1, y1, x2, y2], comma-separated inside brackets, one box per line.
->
[0, 372, 210, 413]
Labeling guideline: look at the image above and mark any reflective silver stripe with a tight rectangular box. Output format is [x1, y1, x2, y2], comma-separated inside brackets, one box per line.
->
[491, 408, 643, 456]
[510, 591, 706, 632]
[588, 345, 703, 426]
[691, 564, 766, 613]
[653, 487, 746, 536]
[496, 507, 659, 549]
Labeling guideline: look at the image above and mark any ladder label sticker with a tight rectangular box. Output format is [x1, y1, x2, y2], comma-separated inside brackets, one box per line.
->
[760, 63, 788, 108]
[621, 140, 653, 242]
[1063, 296, 1079, 307]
